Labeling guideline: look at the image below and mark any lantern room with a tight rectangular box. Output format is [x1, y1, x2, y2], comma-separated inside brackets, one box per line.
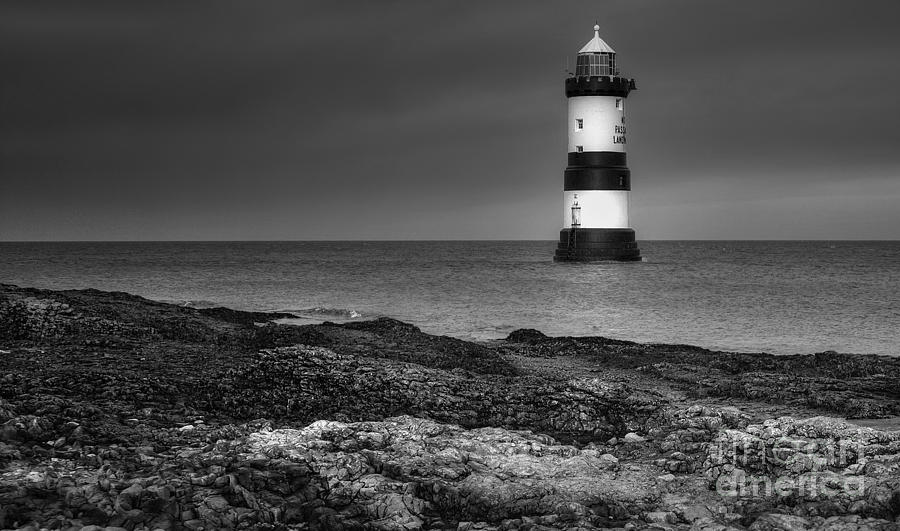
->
[574, 24, 618, 77]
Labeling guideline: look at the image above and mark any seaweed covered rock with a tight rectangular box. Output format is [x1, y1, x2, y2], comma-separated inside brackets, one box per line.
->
[210, 346, 666, 442]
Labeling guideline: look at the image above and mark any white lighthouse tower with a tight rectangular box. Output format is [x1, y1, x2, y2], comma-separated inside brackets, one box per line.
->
[554, 25, 641, 261]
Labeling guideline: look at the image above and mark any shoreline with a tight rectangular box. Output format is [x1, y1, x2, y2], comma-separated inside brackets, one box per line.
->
[1, 283, 899, 529]
[3, 239, 897, 358]
[175, 299, 895, 359]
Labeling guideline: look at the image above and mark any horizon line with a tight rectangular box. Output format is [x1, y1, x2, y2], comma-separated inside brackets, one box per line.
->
[2, 239, 899, 244]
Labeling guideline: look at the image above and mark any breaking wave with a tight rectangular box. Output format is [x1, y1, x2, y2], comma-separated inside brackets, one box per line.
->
[279, 307, 365, 320]
[160, 299, 221, 309]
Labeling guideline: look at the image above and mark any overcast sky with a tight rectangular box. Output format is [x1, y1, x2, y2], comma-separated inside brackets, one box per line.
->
[2, 1, 899, 240]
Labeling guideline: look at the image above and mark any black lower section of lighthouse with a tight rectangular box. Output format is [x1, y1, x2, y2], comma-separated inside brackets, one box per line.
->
[553, 228, 641, 262]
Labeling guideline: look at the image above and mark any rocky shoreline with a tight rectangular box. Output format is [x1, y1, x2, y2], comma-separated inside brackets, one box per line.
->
[1, 284, 898, 530]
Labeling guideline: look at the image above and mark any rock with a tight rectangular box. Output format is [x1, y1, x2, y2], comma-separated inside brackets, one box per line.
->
[211, 345, 664, 442]
[599, 453, 619, 465]
[2, 284, 900, 530]
[644, 511, 677, 524]
[116, 483, 143, 511]
[245, 416, 659, 525]
[204, 494, 230, 511]
[748, 513, 814, 530]
[623, 432, 646, 443]
[505, 329, 548, 343]
[677, 504, 714, 522]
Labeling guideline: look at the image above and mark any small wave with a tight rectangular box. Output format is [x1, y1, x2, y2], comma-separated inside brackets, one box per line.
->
[280, 307, 364, 319]
[160, 299, 221, 309]
[273, 307, 367, 327]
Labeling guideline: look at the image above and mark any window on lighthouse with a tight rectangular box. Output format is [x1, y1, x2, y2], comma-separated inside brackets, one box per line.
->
[616, 98, 623, 111]
[575, 53, 616, 76]
[575, 145, 584, 153]
[575, 119, 583, 130]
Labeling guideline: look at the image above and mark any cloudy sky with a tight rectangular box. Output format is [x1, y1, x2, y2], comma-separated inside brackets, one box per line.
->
[2, 1, 899, 240]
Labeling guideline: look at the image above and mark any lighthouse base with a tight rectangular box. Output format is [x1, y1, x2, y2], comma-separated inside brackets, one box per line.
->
[554, 228, 642, 262]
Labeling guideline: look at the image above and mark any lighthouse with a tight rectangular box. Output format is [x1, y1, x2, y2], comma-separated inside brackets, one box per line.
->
[554, 25, 641, 262]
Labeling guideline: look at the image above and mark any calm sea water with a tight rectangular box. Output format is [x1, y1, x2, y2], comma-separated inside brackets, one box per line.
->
[0, 241, 897, 356]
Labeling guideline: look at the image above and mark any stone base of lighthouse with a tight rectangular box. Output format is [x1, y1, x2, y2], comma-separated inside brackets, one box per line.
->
[553, 228, 642, 262]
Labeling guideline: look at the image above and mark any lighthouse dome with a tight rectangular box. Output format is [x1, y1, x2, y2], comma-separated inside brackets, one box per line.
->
[579, 24, 616, 54]
[575, 25, 618, 77]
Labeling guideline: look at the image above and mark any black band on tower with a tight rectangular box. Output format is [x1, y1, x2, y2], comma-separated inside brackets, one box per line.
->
[564, 167, 630, 190]
[565, 150, 630, 191]
[565, 76, 636, 98]
[568, 152, 627, 167]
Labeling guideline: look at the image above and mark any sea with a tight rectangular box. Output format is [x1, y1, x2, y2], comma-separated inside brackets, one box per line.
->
[0, 241, 897, 356]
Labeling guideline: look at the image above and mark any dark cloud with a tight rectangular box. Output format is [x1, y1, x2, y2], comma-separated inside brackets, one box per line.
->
[2, 0, 899, 240]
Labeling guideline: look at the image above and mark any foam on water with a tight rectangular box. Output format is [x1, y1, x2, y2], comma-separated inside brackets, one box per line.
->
[160, 299, 221, 309]
[272, 307, 367, 325]
[281, 307, 365, 319]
